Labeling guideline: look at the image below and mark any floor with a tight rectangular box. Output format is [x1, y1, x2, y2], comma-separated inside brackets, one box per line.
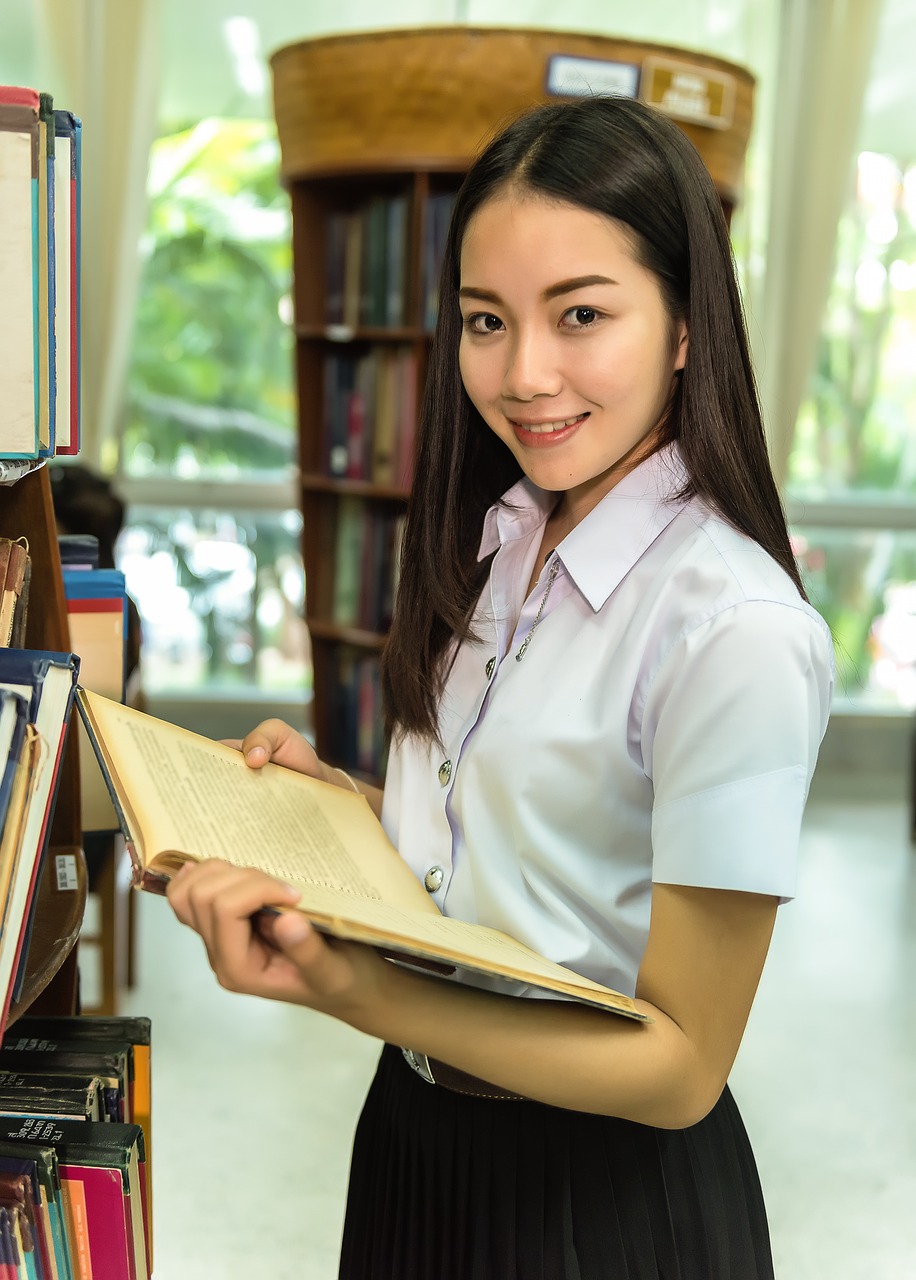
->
[91, 767, 915, 1279]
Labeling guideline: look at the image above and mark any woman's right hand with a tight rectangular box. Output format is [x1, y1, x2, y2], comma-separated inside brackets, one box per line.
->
[223, 719, 330, 782]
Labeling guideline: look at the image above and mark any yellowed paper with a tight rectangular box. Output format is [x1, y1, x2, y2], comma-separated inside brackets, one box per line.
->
[80, 690, 437, 914]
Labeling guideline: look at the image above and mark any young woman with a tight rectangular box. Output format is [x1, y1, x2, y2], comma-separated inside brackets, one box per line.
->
[167, 95, 834, 1278]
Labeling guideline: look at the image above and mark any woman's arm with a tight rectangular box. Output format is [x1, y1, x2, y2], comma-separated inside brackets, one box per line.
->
[166, 864, 775, 1129]
[222, 718, 385, 818]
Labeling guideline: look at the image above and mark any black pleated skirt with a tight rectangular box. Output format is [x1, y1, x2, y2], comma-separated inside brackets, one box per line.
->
[339, 1044, 774, 1280]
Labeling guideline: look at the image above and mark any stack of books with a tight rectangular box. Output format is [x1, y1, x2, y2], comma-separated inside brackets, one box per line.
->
[0, 1013, 152, 1279]
[0, 86, 81, 462]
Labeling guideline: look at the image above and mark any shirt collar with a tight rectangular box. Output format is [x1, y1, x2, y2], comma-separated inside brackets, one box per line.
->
[479, 444, 690, 611]
[479, 477, 555, 557]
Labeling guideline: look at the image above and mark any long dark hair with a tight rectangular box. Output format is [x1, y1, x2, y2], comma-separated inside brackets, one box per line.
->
[382, 95, 804, 744]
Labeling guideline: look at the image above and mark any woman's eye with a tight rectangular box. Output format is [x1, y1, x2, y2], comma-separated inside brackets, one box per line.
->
[464, 313, 504, 334]
[563, 306, 599, 328]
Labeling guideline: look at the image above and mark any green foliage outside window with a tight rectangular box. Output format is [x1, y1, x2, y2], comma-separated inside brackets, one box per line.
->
[123, 119, 296, 477]
[790, 152, 916, 707]
[118, 120, 309, 695]
[790, 152, 916, 496]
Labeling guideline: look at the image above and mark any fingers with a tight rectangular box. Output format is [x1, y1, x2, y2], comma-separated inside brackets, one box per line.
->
[266, 912, 371, 1005]
[168, 857, 293, 919]
[238, 719, 325, 778]
[165, 859, 372, 1011]
[167, 861, 295, 991]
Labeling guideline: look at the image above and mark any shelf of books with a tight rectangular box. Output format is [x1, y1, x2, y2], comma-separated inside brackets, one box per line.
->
[2, 84, 154, 1278]
[287, 166, 459, 781]
[271, 27, 753, 782]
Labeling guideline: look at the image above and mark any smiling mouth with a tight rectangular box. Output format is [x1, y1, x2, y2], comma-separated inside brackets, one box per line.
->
[510, 413, 588, 435]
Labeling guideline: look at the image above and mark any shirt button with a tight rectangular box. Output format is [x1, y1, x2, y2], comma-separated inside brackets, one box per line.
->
[437, 760, 451, 785]
[424, 866, 444, 893]
[485, 656, 496, 679]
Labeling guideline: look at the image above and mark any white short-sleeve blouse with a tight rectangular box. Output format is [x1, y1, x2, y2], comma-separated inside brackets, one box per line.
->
[381, 445, 835, 999]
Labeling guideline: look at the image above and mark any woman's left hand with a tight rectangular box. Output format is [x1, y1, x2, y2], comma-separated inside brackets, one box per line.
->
[165, 859, 387, 1019]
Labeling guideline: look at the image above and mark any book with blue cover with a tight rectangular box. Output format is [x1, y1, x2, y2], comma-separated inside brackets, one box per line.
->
[53, 111, 81, 458]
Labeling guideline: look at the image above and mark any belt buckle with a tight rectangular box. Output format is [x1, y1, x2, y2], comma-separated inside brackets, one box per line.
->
[401, 1047, 437, 1084]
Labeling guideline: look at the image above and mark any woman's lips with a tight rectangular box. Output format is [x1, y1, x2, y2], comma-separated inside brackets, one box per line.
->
[509, 412, 589, 446]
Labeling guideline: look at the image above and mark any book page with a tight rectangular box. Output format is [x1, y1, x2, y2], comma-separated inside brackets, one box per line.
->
[80, 692, 437, 916]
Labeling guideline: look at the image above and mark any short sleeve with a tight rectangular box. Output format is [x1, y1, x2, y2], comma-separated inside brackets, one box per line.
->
[644, 601, 834, 899]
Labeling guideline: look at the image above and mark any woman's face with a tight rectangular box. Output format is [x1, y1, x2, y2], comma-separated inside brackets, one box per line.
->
[458, 191, 687, 528]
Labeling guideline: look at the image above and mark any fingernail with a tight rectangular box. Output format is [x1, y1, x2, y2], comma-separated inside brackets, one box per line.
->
[283, 882, 301, 901]
[281, 915, 310, 944]
[246, 746, 268, 766]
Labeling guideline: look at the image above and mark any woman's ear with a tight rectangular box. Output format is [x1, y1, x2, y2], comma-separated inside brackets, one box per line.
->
[674, 322, 688, 371]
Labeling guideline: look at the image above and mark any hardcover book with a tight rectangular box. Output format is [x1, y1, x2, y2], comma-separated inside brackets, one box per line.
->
[0, 88, 41, 459]
[77, 689, 646, 1021]
[0, 1041, 131, 1124]
[0, 1071, 105, 1123]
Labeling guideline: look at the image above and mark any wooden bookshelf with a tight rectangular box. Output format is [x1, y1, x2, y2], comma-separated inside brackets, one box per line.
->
[271, 26, 754, 779]
[1, 464, 86, 1024]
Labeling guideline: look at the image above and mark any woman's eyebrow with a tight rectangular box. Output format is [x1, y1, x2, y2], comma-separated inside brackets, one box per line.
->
[543, 274, 619, 300]
[458, 275, 619, 305]
[458, 286, 502, 303]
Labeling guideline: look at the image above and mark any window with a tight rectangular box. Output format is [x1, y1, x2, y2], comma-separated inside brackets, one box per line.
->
[788, 150, 916, 709]
[117, 119, 309, 704]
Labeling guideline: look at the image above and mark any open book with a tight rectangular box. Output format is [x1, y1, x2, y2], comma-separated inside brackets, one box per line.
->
[76, 690, 646, 1022]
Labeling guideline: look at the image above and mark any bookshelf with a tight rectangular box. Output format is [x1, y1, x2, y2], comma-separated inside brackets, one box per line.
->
[1, 463, 87, 1023]
[271, 26, 754, 779]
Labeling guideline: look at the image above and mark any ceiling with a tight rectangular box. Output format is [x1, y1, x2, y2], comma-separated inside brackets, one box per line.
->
[2, 1, 913, 157]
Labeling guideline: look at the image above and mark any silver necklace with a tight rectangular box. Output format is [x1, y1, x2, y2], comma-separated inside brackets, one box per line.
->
[515, 558, 560, 661]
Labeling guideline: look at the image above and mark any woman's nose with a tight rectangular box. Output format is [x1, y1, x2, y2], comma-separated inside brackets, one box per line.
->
[502, 331, 562, 401]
